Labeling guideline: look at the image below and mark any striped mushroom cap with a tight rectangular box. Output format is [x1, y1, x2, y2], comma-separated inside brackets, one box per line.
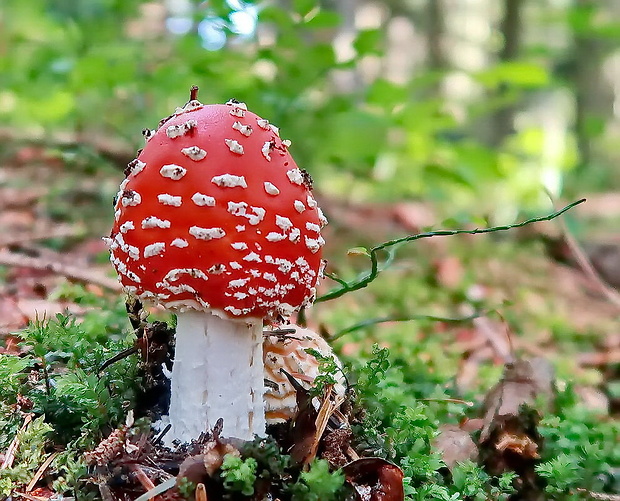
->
[107, 98, 327, 320]
[263, 325, 346, 424]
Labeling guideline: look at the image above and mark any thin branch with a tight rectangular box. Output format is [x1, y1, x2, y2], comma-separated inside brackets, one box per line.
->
[26, 452, 59, 492]
[555, 212, 620, 311]
[0, 249, 122, 292]
[0, 225, 84, 248]
[1, 414, 32, 469]
[329, 310, 486, 341]
[317, 199, 586, 303]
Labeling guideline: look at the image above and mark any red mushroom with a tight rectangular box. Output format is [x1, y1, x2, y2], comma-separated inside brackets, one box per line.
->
[107, 90, 327, 443]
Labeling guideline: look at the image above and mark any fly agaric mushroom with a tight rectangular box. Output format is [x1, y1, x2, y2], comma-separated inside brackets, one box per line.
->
[263, 324, 346, 424]
[107, 88, 327, 443]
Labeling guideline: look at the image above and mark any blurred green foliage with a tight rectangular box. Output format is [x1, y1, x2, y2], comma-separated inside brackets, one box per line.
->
[2, 0, 619, 214]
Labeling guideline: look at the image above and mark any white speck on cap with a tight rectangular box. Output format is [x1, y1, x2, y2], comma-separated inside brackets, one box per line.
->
[121, 191, 142, 207]
[229, 261, 242, 270]
[264, 182, 279, 195]
[181, 146, 207, 161]
[160, 164, 187, 180]
[208, 264, 226, 274]
[144, 242, 166, 258]
[282, 139, 291, 148]
[289, 228, 301, 243]
[277, 303, 295, 317]
[127, 159, 146, 176]
[142, 216, 171, 229]
[243, 252, 262, 263]
[294, 200, 305, 213]
[143, 129, 156, 142]
[161, 268, 209, 283]
[232, 121, 253, 137]
[114, 233, 140, 260]
[158, 194, 182, 207]
[304, 236, 324, 253]
[256, 118, 270, 130]
[236, 225, 246, 232]
[166, 119, 197, 139]
[266, 232, 286, 242]
[307, 195, 317, 208]
[229, 278, 250, 288]
[261, 141, 273, 161]
[224, 139, 244, 155]
[231, 242, 248, 250]
[286, 169, 303, 185]
[246, 206, 265, 225]
[171, 238, 189, 248]
[119, 221, 135, 233]
[305, 222, 320, 233]
[212, 174, 247, 188]
[275, 215, 293, 232]
[317, 208, 328, 227]
[263, 273, 277, 282]
[175, 100, 203, 115]
[233, 292, 248, 300]
[189, 226, 226, 241]
[228, 201, 247, 216]
[192, 193, 216, 206]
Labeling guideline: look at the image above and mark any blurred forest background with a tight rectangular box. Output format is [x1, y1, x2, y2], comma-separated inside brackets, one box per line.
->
[2, 0, 620, 216]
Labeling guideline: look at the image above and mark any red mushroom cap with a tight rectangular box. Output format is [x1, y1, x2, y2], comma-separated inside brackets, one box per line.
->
[108, 99, 327, 320]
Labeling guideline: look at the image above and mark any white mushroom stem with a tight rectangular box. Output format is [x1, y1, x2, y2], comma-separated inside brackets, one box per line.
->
[165, 311, 266, 444]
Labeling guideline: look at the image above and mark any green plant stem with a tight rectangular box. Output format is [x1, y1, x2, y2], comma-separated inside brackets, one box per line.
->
[317, 199, 585, 303]
[329, 310, 485, 341]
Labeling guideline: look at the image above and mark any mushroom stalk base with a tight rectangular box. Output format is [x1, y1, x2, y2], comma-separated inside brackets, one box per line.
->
[166, 311, 266, 444]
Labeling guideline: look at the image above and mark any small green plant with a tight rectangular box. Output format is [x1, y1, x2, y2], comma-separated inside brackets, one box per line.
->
[220, 454, 258, 496]
[176, 477, 197, 500]
[288, 459, 346, 501]
[305, 347, 343, 397]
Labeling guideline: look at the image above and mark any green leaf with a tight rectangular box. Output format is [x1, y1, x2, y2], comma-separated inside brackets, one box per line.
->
[304, 9, 341, 29]
[353, 29, 383, 56]
[293, 0, 317, 17]
[475, 61, 550, 89]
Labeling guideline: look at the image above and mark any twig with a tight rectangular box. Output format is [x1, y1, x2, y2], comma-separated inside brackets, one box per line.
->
[0, 127, 133, 170]
[131, 463, 156, 493]
[553, 207, 620, 311]
[26, 452, 59, 492]
[317, 199, 585, 303]
[195, 483, 207, 501]
[576, 489, 620, 501]
[0, 249, 122, 292]
[329, 310, 486, 341]
[0, 225, 85, 248]
[133, 476, 177, 501]
[1, 414, 33, 469]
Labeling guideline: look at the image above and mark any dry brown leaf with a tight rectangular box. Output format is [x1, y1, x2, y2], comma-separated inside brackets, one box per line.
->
[433, 424, 478, 469]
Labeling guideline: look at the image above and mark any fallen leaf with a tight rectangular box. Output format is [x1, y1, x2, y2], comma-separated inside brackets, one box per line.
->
[343, 457, 404, 501]
[433, 424, 478, 470]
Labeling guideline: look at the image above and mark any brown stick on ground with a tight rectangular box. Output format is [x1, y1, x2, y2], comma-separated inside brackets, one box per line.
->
[0, 249, 122, 292]
[0, 225, 85, 248]
[26, 452, 59, 492]
[1, 414, 33, 469]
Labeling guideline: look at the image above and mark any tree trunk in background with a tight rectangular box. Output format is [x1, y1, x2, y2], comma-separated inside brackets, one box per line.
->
[490, 0, 524, 147]
[427, 0, 446, 70]
[570, 0, 613, 172]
